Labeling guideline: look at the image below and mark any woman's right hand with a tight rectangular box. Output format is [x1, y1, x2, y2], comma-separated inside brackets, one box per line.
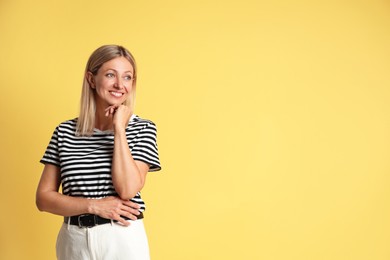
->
[89, 196, 141, 226]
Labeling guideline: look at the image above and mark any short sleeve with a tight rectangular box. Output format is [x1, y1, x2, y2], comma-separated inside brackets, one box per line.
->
[40, 127, 60, 167]
[130, 122, 161, 172]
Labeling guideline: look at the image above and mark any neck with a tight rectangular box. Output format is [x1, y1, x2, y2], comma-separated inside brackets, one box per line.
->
[94, 106, 113, 131]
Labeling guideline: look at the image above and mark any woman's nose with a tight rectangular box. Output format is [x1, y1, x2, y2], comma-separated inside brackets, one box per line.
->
[114, 78, 124, 89]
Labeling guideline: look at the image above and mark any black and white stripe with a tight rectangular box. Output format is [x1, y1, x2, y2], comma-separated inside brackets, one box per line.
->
[40, 115, 161, 212]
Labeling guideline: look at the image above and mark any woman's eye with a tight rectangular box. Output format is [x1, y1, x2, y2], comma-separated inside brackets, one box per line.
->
[106, 73, 115, 78]
[124, 75, 132, 81]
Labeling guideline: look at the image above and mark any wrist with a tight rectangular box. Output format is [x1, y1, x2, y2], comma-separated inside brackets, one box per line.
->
[86, 199, 97, 215]
[113, 124, 126, 134]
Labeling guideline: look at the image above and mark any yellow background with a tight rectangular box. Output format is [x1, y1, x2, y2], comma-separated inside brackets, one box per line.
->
[1, 0, 389, 259]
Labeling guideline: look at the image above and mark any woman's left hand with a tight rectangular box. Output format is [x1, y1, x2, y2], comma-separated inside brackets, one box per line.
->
[105, 105, 132, 132]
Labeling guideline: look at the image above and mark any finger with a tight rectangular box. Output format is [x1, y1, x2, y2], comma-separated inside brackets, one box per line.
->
[117, 105, 128, 113]
[124, 207, 141, 217]
[110, 211, 131, 226]
[104, 106, 115, 116]
[120, 204, 141, 216]
[116, 216, 131, 226]
[117, 208, 137, 221]
[119, 210, 139, 221]
[105, 105, 118, 111]
[105, 105, 115, 112]
[111, 107, 116, 114]
[122, 200, 141, 209]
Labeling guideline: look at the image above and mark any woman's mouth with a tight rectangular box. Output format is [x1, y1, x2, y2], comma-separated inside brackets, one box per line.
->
[109, 91, 124, 97]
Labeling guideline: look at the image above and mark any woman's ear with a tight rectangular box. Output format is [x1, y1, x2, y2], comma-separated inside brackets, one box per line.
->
[86, 72, 95, 89]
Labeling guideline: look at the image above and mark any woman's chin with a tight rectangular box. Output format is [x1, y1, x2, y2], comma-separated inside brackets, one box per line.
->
[109, 101, 124, 106]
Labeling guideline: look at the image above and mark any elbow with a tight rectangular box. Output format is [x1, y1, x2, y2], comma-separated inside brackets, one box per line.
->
[116, 189, 139, 201]
[116, 182, 145, 200]
[36, 198, 45, 212]
[117, 193, 135, 201]
[36, 193, 48, 212]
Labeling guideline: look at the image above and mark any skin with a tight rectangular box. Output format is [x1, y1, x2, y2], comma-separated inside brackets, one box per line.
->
[36, 57, 149, 226]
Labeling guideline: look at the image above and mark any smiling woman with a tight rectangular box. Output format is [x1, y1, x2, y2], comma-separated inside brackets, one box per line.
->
[35, 45, 161, 260]
[77, 45, 138, 136]
[88, 57, 134, 109]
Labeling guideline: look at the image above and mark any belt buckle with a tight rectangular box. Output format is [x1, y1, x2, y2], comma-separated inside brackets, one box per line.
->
[77, 214, 97, 228]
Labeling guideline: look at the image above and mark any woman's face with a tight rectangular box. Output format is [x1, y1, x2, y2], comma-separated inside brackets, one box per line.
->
[89, 56, 134, 108]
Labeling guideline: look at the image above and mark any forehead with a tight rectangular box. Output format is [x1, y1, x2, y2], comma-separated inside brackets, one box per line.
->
[100, 56, 134, 73]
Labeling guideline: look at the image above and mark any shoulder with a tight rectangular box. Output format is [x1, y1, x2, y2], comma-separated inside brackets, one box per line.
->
[127, 115, 158, 138]
[129, 115, 157, 129]
[54, 118, 78, 133]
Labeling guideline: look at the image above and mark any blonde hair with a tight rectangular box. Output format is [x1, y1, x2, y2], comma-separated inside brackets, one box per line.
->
[76, 45, 137, 136]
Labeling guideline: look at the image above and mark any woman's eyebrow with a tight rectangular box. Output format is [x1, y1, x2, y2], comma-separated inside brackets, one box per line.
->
[104, 68, 133, 74]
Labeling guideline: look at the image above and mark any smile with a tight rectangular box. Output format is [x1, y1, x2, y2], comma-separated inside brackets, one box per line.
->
[109, 91, 124, 97]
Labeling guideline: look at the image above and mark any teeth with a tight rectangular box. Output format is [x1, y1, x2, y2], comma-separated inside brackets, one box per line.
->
[110, 91, 123, 97]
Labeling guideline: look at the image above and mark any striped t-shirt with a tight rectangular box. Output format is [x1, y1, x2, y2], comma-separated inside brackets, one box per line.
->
[40, 115, 161, 212]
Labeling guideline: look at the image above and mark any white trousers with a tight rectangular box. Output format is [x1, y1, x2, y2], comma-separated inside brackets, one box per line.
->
[56, 219, 150, 260]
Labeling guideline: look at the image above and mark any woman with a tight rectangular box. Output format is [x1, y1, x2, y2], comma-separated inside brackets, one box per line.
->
[36, 45, 161, 260]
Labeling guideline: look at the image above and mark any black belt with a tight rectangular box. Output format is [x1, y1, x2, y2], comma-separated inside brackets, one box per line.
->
[64, 212, 144, 228]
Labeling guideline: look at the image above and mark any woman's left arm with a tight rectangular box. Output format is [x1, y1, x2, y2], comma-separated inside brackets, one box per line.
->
[110, 105, 150, 200]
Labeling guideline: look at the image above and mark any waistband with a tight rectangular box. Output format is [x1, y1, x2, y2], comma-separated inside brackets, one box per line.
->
[64, 212, 144, 228]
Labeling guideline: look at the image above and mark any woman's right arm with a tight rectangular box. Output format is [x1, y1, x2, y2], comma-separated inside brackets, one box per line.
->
[36, 164, 141, 226]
